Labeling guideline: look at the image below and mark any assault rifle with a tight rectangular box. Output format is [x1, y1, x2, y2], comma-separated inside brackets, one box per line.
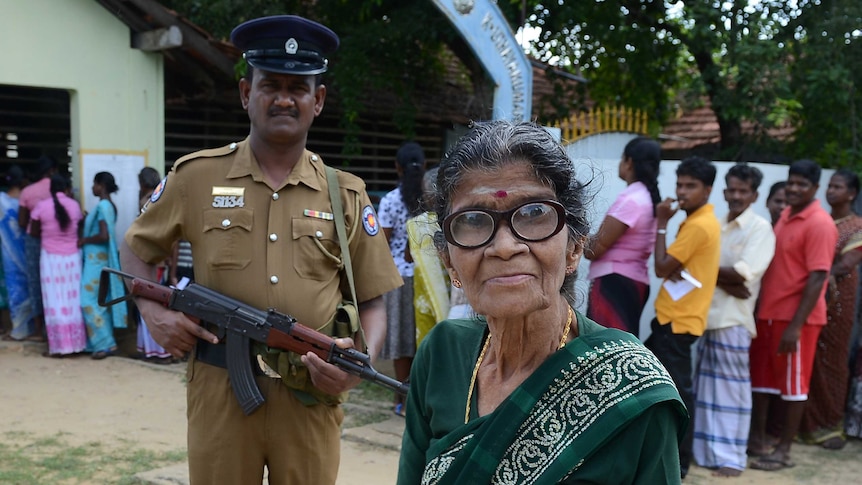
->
[98, 268, 409, 415]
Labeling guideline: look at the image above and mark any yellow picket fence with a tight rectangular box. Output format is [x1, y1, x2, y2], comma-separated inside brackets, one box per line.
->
[553, 106, 649, 143]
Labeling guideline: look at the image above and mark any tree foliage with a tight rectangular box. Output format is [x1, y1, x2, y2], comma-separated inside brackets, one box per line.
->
[162, 0, 459, 152]
[500, 0, 862, 165]
[163, 0, 862, 167]
[784, 0, 862, 167]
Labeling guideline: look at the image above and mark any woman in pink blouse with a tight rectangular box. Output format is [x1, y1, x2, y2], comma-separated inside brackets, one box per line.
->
[585, 137, 662, 335]
[30, 175, 86, 357]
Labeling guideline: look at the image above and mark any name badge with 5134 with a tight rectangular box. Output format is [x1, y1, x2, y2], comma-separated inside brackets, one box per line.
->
[212, 186, 245, 208]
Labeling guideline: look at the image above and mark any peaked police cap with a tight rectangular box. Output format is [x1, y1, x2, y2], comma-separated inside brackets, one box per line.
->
[231, 15, 339, 75]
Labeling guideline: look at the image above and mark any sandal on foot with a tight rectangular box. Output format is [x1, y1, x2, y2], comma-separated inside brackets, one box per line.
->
[91, 349, 116, 360]
[711, 467, 742, 478]
[821, 436, 847, 450]
[393, 402, 406, 417]
[746, 444, 774, 457]
[750, 453, 795, 471]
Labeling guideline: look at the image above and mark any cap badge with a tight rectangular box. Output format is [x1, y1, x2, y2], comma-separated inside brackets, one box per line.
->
[285, 38, 298, 54]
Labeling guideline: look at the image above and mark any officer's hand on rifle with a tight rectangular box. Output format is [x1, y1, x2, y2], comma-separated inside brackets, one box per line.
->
[301, 337, 363, 395]
[137, 297, 219, 358]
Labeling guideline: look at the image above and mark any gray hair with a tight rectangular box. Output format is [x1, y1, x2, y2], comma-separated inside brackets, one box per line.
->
[434, 120, 589, 304]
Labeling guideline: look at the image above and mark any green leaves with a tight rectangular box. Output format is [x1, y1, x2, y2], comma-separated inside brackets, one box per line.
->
[162, 0, 862, 169]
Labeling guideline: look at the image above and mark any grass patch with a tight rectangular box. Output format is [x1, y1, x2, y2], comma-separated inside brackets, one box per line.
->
[0, 432, 185, 484]
[342, 379, 400, 429]
[352, 378, 397, 405]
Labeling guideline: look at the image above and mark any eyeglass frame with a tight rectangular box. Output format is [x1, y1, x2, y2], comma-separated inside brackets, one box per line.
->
[441, 199, 568, 249]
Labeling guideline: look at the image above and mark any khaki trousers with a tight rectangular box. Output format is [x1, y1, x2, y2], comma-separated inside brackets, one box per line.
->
[187, 359, 343, 485]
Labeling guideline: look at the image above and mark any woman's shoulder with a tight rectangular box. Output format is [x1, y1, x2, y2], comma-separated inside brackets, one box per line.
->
[574, 313, 664, 362]
[419, 318, 485, 354]
[616, 182, 653, 205]
[380, 187, 402, 203]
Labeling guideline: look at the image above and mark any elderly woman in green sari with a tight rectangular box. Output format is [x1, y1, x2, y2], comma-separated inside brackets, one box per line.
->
[397, 121, 688, 485]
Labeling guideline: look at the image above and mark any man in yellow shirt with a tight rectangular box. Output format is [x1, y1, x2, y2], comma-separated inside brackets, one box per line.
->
[649, 156, 721, 479]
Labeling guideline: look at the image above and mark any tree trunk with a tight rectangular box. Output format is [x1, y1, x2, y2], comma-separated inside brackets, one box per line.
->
[716, 114, 743, 156]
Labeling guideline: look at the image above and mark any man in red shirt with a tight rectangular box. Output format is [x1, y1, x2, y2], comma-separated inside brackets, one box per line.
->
[749, 159, 838, 471]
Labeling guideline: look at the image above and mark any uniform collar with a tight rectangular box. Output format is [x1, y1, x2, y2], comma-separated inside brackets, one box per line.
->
[226, 138, 324, 191]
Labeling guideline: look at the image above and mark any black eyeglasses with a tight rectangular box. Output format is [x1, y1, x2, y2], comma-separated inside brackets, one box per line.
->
[442, 200, 567, 249]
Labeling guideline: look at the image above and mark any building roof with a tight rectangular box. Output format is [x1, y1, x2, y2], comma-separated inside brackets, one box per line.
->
[660, 101, 795, 159]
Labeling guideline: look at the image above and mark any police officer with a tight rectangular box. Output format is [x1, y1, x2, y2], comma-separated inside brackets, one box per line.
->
[120, 15, 402, 484]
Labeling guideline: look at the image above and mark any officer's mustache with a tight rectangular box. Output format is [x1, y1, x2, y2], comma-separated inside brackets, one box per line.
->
[269, 108, 299, 117]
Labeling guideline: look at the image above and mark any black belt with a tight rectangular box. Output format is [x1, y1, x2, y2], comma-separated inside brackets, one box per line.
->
[195, 338, 268, 377]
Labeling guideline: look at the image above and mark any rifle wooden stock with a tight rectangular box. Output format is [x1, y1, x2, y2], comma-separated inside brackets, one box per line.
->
[266, 325, 332, 361]
[99, 268, 408, 416]
[129, 278, 174, 306]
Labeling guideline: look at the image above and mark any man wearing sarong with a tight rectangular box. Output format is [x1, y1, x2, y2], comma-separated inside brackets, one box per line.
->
[692, 163, 774, 477]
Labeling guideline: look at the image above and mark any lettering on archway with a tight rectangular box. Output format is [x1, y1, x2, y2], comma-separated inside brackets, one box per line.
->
[432, 0, 532, 121]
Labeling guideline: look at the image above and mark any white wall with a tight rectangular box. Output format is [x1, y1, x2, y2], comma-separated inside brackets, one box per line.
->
[569, 145, 835, 340]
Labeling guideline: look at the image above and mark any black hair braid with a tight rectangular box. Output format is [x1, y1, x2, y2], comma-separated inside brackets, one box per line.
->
[400, 163, 426, 217]
[49, 174, 71, 231]
[624, 137, 662, 215]
[52, 191, 71, 231]
[630, 160, 660, 215]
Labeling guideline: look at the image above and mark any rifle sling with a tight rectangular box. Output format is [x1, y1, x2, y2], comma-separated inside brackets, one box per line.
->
[324, 166, 365, 351]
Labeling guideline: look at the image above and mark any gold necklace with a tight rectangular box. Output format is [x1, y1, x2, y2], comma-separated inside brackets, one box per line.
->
[464, 306, 574, 423]
[834, 214, 855, 226]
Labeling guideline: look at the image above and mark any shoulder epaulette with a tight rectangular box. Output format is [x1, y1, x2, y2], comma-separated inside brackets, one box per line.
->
[173, 142, 241, 170]
[332, 167, 366, 193]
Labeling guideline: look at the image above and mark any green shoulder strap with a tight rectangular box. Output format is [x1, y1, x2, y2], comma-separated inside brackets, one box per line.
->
[324, 165, 366, 350]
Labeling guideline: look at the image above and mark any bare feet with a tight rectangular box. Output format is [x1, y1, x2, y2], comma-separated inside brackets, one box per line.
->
[711, 467, 742, 478]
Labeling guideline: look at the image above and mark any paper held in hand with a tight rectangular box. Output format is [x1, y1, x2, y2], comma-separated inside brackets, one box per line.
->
[662, 270, 703, 301]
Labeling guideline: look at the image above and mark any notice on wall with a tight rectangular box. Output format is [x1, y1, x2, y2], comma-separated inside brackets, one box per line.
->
[80, 151, 147, 244]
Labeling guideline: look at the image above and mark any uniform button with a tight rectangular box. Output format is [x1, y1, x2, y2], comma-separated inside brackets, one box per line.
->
[269, 233, 278, 242]
[270, 276, 279, 284]
[272, 193, 279, 201]
[222, 219, 231, 227]
[311, 155, 318, 161]
[315, 230, 323, 238]
[229, 142, 237, 150]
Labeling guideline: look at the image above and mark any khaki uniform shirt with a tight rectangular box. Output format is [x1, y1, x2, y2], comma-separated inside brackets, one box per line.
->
[126, 139, 402, 332]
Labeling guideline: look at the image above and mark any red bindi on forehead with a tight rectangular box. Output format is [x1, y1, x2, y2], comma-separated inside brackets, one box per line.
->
[493, 190, 508, 198]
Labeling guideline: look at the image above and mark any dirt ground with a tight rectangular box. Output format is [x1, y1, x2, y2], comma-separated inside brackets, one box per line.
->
[2, 339, 861, 484]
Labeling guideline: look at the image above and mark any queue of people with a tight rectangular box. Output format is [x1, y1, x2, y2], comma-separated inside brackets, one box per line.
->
[0, 164, 129, 360]
[579, 152, 862, 479]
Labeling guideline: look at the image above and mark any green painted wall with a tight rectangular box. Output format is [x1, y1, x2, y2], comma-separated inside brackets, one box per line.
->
[1, 0, 165, 179]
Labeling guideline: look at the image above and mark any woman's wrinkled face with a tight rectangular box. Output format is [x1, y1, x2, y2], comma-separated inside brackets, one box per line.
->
[442, 161, 580, 318]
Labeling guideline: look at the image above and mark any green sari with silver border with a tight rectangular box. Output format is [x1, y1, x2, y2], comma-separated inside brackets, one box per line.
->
[403, 312, 686, 485]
